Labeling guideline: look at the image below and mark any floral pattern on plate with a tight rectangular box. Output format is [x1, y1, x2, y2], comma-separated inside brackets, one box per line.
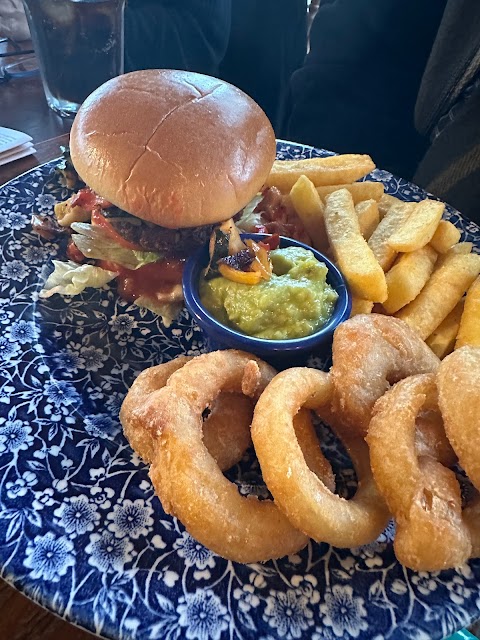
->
[0, 141, 479, 640]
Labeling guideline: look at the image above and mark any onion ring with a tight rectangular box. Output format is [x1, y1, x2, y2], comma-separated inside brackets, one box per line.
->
[414, 379, 457, 467]
[331, 314, 440, 437]
[202, 392, 253, 471]
[367, 374, 471, 570]
[120, 356, 191, 463]
[144, 350, 309, 563]
[437, 346, 480, 491]
[120, 356, 253, 471]
[292, 408, 335, 493]
[251, 367, 390, 547]
[415, 411, 457, 468]
[318, 394, 456, 468]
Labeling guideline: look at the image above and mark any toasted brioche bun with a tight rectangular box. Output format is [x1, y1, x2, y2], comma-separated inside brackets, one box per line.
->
[70, 69, 276, 229]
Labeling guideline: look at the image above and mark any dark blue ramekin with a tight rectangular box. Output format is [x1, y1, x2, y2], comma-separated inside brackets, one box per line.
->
[183, 234, 351, 369]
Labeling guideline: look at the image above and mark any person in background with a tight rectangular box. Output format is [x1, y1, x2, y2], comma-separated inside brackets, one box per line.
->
[281, 0, 447, 181]
[281, 0, 480, 224]
[412, 1, 480, 223]
[219, 0, 308, 129]
[124, 0, 232, 77]
[125, 0, 308, 132]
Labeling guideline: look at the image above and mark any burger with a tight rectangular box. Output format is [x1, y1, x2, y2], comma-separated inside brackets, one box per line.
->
[38, 69, 276, 325]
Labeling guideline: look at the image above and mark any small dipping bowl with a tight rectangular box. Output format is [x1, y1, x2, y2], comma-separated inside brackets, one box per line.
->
[183, 234, 352, 369]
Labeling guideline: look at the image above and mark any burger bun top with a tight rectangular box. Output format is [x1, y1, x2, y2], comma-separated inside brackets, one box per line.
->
[70, 69, 276, 229]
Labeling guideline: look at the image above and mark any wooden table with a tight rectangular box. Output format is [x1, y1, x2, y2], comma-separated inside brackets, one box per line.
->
[0, 133, 70, 186]
[1, 38, 72, 186]
[0, 579, 94, 640]
[1, 74, 72, 146]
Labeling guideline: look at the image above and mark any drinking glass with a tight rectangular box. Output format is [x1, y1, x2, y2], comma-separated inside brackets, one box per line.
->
[22, 0, 125, 117]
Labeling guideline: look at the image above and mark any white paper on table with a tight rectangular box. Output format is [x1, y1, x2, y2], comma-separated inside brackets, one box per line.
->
[0, 126, 33, 154]
[0, 141, 35, 160]
[0, 143, 36, 166]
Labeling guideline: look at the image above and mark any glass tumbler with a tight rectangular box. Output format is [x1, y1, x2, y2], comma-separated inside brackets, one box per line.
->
[22, 0, 125, 117]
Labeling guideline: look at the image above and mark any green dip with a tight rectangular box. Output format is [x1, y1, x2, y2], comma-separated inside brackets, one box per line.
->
[199, 246, 338, 340]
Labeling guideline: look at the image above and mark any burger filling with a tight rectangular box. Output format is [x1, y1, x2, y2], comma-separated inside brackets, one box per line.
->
[103, 210, 214, 257]
[236, 186, 311, 246]
[36, 149, 312, 328]
[36, 149, 214, 326]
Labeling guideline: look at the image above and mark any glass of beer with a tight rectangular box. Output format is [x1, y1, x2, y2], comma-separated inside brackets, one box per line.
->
[23, 0, 125, 117]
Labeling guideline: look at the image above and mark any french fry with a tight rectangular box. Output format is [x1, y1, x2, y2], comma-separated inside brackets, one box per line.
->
[426, 301, 465, 359]
[429, 220, 461, 253]
[324, 189, 387, 302]
[350, 297, 374, 317]
[383, 245, 438, 314]
[447, 242, 473, 255]
[316, 181, 384, 204]
[265, 155, 375, 192]
[456, 276, 480, 349]
[289, 175, 329, 253]
[355, 199, 380, 240]
[378, 193, 402, 219]
[395, 252, 480, 340]
[368, 200, 416, 271]
[387, 199, 445, 252]
[437, 242, 473, 267]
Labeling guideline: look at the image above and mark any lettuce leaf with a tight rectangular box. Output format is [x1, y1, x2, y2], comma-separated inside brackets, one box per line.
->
[70, 222, 162, 270]
[134, 293, 183, 328]
[39, 260, 117, 298]
[236, 194, 264, 232]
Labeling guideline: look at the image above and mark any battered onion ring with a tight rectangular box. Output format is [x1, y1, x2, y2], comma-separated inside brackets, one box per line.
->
[144, 350, 309, 563]
[415, 409, 457, 468]
[438, 346, 480, 491]
[120, 356, 191, 463]
[293, 408, 335, 493]
[120, 356, 253, 471]
[413, 376, 456, 467]
[202, 393, 253, 471]
[251, 368, 390, 547]
[331, 314, 440, 437]
[367, 374, 471, 570]
[317, 395, 456, 468]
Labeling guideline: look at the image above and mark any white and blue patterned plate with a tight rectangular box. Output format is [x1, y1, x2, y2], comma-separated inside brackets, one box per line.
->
[0, 141, 479, 640]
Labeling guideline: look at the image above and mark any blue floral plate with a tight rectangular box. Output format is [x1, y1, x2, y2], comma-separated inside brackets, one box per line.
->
[0, 141, 479, 640]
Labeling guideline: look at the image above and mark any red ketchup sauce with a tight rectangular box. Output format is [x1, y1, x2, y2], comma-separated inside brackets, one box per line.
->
[99, 259, 185, 302]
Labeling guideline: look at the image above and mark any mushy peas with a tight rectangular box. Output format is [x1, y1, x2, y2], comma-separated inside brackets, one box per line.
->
[200, 246, 338, 340]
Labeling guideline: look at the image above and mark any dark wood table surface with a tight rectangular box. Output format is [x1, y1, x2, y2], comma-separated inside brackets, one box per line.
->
[0, 132, 70, 186]
[1, 73, 72, 147]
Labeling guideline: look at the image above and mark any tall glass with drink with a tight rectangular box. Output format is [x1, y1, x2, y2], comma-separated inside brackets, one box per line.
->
[23, 0, 125, 117]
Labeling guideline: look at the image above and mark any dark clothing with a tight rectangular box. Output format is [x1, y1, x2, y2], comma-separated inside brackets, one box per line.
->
[415, 0, 480, 137]
[219, 0, 307, 129]
[124, 0, 231, 76]
[282, 0, 480, 223]
[124, 0, 307, 133]
[414, 89, 480, 222]
[413, 0, 480, 223]
[281, 0, 447, 180]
